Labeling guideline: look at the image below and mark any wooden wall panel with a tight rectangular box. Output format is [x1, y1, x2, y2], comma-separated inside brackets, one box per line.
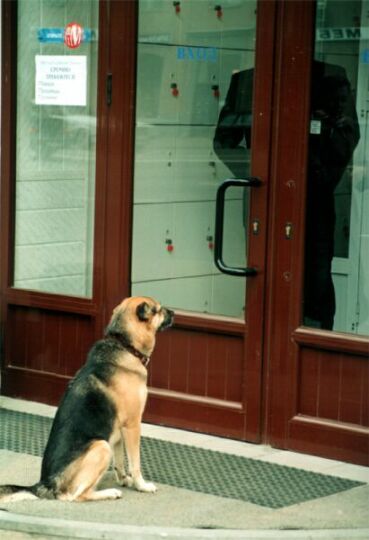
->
[208, 337, 228, 400]
[299, 346, 369, 428]
[169, 331, 189, 394]
[226, 337, 244, 402]
[362, 361, 369, 426]
[6, 306, 94, 377]
[59, 315, 78, 377]
[318, 350, 340, 421]
[6, 306, 27, 368]
[340, 358, 367, 425]
[148, 327, 243, 404]
[187, 332, 208, 396]
[42, 311, 61, 374]
[298, 347, 319, 416]
[149, 330, 171, 389]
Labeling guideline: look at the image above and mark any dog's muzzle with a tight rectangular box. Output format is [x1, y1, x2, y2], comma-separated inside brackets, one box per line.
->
[159, 308, 174, 331]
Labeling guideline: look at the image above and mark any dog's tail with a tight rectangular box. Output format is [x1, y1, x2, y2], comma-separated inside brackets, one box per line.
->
[0, 482, 54, 502]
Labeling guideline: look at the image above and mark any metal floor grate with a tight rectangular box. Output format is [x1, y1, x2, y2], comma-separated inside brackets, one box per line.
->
[0, 408, 365, 509]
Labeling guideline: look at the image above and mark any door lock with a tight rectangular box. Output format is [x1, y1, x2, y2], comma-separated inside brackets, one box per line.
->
[252, 219, 260, 235]
[285, 222, 293, 239]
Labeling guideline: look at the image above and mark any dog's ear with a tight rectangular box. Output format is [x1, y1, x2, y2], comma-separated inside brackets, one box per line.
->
[136, 301, 151, 321]
[105, 312, 122, 336]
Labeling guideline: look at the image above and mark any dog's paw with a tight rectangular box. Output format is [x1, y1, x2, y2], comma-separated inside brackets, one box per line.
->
[103, 488, 123, 500]
[121, 475, 134, 488]
[134, 479, 157, 493]
[114, 469, 134, 488]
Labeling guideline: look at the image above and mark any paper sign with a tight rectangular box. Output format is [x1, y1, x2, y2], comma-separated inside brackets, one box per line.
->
[310, 120, 321, 135]
[35, 55, 87, 106]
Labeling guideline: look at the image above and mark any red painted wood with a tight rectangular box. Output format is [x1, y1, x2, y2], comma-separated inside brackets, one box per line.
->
[299, 346, 368, 432]
[42, 311, 61, 374]
[362, 362, 369, 426]
[318, 350, 341, 421]
[5, 306, 94, 377]
[339, 357, 366, 425]
[289, 415, 369, 466]
[293, 327, 369, 356]
[6, 306, 27, 368]
[187, 333, 208, 397]
[298, 348, 319, 417]
[59, 315, 78, 377]
[169, 331, 189, 394]
[149, 331, 171, 389]
[225, 338, 244, 403]
[208, 337, 228, 400]
[150, 327, 244, 408]
[145, 394, 245, 440]
[2, 367, 69, 406]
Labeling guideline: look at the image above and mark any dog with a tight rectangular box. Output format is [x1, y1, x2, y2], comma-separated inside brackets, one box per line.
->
[0, 296, 174, 502]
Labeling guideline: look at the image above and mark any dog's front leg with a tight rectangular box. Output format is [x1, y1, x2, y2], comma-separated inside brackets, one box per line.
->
[113, 430, 133, 488]
[122, 424, 156, 493]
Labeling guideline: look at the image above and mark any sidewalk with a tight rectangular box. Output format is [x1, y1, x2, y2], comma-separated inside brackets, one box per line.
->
[0, 396, 368, 540]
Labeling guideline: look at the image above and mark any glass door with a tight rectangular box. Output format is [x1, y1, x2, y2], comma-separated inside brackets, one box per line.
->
[130, 0, 275, 441]
[132, 0, 258, 319]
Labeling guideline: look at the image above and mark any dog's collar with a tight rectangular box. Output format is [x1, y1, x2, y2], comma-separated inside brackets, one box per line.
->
[109, 335, 150, 368]
[124, 343, 151, 368]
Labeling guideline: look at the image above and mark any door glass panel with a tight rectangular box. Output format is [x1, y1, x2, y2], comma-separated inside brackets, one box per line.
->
[132, 0, 257, 319]
[13, 0, 99, 298]
[303, 0, 369, 335]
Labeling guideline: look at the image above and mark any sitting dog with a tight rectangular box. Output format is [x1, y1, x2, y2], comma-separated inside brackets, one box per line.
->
[0, 296, 174, 502]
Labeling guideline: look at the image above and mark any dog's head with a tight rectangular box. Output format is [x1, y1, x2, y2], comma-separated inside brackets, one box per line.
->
[105, 296, 174, 356]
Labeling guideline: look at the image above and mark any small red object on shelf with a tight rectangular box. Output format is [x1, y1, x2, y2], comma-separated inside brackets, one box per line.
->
[166, 239, 174, 252]
[214, 5, 223, 18]
[207, 235, 214, 250]
[212, 84, 220, 98]
[171, 83, 179, 97]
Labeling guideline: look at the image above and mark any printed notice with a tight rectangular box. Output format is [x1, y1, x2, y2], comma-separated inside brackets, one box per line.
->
[35, 55, 87, 106]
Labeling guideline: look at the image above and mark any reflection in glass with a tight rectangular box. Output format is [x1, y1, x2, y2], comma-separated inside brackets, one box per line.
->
[13, 0, 99, 297]
[132, 0, 257, 318]
[303, 0, 369, 335]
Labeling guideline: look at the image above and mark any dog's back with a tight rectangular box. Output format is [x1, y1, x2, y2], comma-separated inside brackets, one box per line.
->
[41, 339, 119, 483]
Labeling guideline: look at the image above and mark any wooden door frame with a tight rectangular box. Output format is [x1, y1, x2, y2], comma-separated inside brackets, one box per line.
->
[263, 0, 369, 465]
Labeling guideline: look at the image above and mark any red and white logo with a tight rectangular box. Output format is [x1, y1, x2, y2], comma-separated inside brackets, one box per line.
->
[64, 22, 83, 49]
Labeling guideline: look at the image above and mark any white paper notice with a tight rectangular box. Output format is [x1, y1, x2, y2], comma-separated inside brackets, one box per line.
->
[35, 55, 87, 106]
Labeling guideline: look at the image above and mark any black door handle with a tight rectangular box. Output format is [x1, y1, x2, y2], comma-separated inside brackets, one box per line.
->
[214, 178, 261, 276]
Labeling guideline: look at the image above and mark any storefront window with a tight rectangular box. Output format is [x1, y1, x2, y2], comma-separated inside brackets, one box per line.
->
[303, 0, 369, 335]
[13, 0, 99, 297]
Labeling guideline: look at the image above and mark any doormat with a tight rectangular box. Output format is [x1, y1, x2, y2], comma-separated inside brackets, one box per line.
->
[0, 408, 365, 509]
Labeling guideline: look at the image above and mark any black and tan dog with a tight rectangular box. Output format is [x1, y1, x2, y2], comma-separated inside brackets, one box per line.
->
[0, 296, 174, 502]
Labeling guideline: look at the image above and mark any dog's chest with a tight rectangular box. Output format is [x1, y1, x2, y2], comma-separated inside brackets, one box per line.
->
[108, 373, 148, 427]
